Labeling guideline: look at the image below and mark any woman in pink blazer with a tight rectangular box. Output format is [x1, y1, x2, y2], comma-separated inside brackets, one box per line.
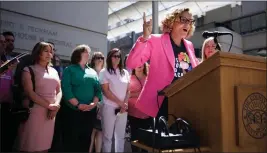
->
[126, 8, 199, 119]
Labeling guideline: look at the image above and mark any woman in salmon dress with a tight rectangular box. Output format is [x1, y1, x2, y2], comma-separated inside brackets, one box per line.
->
[17, 42, 62, 152]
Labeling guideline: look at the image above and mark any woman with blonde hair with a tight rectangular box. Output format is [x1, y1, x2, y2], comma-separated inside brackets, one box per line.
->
[126, 8, 199, 121]
[201, 37, 221, 62]
[89, 51, 105, 152]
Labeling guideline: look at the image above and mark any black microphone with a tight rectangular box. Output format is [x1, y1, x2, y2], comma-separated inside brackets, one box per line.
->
[202, 31, 232, 38]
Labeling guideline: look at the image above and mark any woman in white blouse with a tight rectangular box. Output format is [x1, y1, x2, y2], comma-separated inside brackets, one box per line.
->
[99, 48, 130, 152]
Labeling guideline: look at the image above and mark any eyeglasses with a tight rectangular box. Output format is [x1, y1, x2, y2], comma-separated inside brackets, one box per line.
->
[177, 16, 195, 25]
[95, 57, 104, 60]
[112, 55, 121, 59]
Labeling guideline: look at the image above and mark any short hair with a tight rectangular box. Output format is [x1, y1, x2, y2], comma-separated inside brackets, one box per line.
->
[2, 31, 15, 38]
[161, 8, 195, 38]
[0, 34, 5, 53]
[71, 44, 91, 64]
[91, 51, 105, 69]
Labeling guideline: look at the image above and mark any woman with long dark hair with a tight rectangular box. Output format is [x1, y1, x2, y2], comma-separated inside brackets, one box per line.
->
[99, 48, 130, 152]
[17, 42, 62, 152]
[128, 63, 152, 152]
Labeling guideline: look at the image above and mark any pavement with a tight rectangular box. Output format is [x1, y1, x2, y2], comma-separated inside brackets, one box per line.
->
[111, 137, 132, 152]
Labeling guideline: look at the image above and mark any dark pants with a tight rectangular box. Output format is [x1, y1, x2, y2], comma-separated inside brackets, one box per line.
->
[128, 115, 152, 152]
[49, 102, 65, 152]
[0, 103, 20, 152]
[61, 104, 96, 152]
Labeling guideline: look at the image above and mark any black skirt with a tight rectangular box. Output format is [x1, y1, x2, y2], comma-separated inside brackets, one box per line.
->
[93, 109, 102, 131]
[93, 118, 102, 131]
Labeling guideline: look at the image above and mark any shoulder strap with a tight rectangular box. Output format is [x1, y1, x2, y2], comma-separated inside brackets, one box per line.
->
[134, 74, 143, 89]
[28, 66, 35, 108]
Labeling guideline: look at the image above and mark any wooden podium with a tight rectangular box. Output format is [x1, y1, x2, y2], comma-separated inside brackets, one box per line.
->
[163, 52, 266, 152]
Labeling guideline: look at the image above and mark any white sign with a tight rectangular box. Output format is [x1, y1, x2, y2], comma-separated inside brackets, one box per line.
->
[0, 10, 107, 60]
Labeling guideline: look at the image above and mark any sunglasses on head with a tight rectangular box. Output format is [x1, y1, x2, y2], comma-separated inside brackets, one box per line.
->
[95, 56, 104, 60]
[112, 55, 120, 59]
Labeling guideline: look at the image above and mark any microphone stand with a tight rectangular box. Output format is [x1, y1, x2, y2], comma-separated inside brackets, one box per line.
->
[213, 35, 221, 51]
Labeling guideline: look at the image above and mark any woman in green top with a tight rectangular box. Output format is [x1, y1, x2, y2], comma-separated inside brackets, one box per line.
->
[61, 44, 102, 152]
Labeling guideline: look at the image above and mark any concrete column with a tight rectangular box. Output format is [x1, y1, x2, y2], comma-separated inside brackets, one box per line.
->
[107, 39, 110, 54]
[152, 1, 159, 34]
[131, 31, 136, 46]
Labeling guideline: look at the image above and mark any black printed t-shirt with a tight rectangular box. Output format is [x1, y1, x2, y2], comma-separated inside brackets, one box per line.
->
[170, 35, 192, 83]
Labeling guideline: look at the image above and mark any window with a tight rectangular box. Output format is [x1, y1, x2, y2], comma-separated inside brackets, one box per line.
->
[196, 16, 204, 27]
[231, 20, 240, 33]
[240, 17, 251, 33]
[251, 13, 266, 30]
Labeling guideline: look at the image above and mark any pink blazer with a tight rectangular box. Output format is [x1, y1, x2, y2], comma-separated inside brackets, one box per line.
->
[126, 33, 199, 117]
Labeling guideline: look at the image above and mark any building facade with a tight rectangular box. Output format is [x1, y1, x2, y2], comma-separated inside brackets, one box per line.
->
[0, 1, 108, 63]
[108, 1, 267, 58]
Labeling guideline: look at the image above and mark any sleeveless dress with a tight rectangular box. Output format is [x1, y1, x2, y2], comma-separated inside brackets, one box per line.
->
[17, 64, 60, 152]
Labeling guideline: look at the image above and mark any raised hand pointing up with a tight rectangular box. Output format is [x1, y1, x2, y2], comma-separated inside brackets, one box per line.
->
[143, 12, 152, 39]
[127, 8, 199, 119]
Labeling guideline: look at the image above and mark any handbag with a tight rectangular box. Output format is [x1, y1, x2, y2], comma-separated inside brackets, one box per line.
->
[10, 66, 35, 123]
